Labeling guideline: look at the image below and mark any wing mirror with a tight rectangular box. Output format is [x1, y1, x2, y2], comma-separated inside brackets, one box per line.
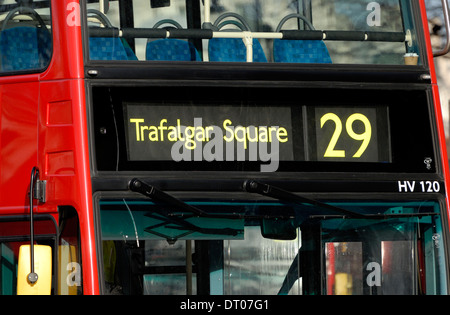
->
[17, 244, 52, 295]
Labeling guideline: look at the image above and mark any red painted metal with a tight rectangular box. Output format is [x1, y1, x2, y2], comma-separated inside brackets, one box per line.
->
[0, 0, 99, 294]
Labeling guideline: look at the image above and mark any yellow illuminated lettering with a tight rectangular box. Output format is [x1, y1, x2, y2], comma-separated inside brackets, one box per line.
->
[158, 119, 168, 141]
[346, 113, 372, 158]
[268, 127, 278, 143]
[277, 127, 288, 143]
[223, 119, 234, 142]
[177, 119, 184, 141]
[235, 126, 247, 149]
[258, 127, 268, 142]
[320, 112, 372, 159]
[130, 119, 145, 141]
[185, 126, 196, 150]
[321, 113, 345, 158]
[168, 126, 178, 141]
[195, 126, 206, 142]
[141, 125, 149, 142]
[130, 116, 291, 155]
[148, 126, 158, 141]
[247, 126, 258, 143]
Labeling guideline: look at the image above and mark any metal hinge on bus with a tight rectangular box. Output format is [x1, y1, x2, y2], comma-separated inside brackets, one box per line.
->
[31, 168, 46, 204]
[33, 179, 46, 203]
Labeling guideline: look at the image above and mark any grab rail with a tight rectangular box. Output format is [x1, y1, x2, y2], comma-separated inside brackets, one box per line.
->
[89, 26, 408, 43]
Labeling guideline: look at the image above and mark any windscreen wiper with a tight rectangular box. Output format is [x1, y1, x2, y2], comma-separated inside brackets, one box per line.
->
[129, 178, 208, 217]
[243, 180, 367, 219]
[128, 178, 294, 220]
[243, 180, 440, 220]
[130, 178, 362, 219]
[309, 212, 440, 220]
[128, 178, 244, 241]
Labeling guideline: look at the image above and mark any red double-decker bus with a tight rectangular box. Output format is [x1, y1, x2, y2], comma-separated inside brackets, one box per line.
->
[1, 0, 450, 295]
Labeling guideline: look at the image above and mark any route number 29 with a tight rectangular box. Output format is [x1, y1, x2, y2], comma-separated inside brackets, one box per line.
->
[320, 113, 372, 158]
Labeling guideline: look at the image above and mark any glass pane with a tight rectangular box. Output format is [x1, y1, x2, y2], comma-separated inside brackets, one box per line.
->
[326, 242, 363, 295]
[58, 207, 83, 295]
[311, 0, 412, 64]
[85, 0, 419, 65]
[322, 201, 446, 295]
[223, 227, 301, 295]
[326, 241, 418, 295]
[381, 240, 415, 294]
[0, 217, 56, 295]
[98, 198, 447, 295]
[143, 241, 197, 295]
[1, 241, 23, 295]
[0, 0, 52, 72]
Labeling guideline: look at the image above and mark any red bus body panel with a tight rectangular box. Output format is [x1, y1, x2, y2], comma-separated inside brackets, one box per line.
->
[0, 0, 99, 294]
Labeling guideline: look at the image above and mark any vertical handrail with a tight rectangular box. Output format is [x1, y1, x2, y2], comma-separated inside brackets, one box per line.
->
[434, 0, 450, 57]
[204, 0, 211, 25]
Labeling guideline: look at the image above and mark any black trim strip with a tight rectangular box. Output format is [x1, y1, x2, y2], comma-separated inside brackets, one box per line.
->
[85, 64, 431, 84]
[92, 177, 446, 195]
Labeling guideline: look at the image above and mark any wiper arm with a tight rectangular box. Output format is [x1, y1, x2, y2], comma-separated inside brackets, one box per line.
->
[129, 178, 294, 220]
[128, 178, 244, 241]
[309, 212, 440, 220]
[129, 178, 207, 217]
[243, 180, 367, 219]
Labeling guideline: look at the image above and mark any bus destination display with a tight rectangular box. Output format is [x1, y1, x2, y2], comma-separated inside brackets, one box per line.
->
[124, 103, 391, 164]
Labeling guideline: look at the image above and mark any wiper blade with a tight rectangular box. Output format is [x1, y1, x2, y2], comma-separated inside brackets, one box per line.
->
[129, 178, 294, 220]
[129, 178, 208, 217]
[243, 180, 367, 219]
[310, 212, 439, 220]
[128, 178, 244, 242]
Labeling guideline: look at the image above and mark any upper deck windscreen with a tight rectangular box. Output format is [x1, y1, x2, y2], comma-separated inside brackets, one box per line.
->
[85, 0, 421, 65]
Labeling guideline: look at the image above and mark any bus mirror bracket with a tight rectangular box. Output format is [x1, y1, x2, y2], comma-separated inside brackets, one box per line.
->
[16, 167, 51, 295]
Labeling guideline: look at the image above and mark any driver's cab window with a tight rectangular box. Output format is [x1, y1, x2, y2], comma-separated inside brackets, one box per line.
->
[0, 0, 52, 73]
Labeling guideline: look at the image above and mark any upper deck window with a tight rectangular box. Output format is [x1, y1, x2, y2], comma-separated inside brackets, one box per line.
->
[0, 0, 52, 73]
[85, 0, 420, 65]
